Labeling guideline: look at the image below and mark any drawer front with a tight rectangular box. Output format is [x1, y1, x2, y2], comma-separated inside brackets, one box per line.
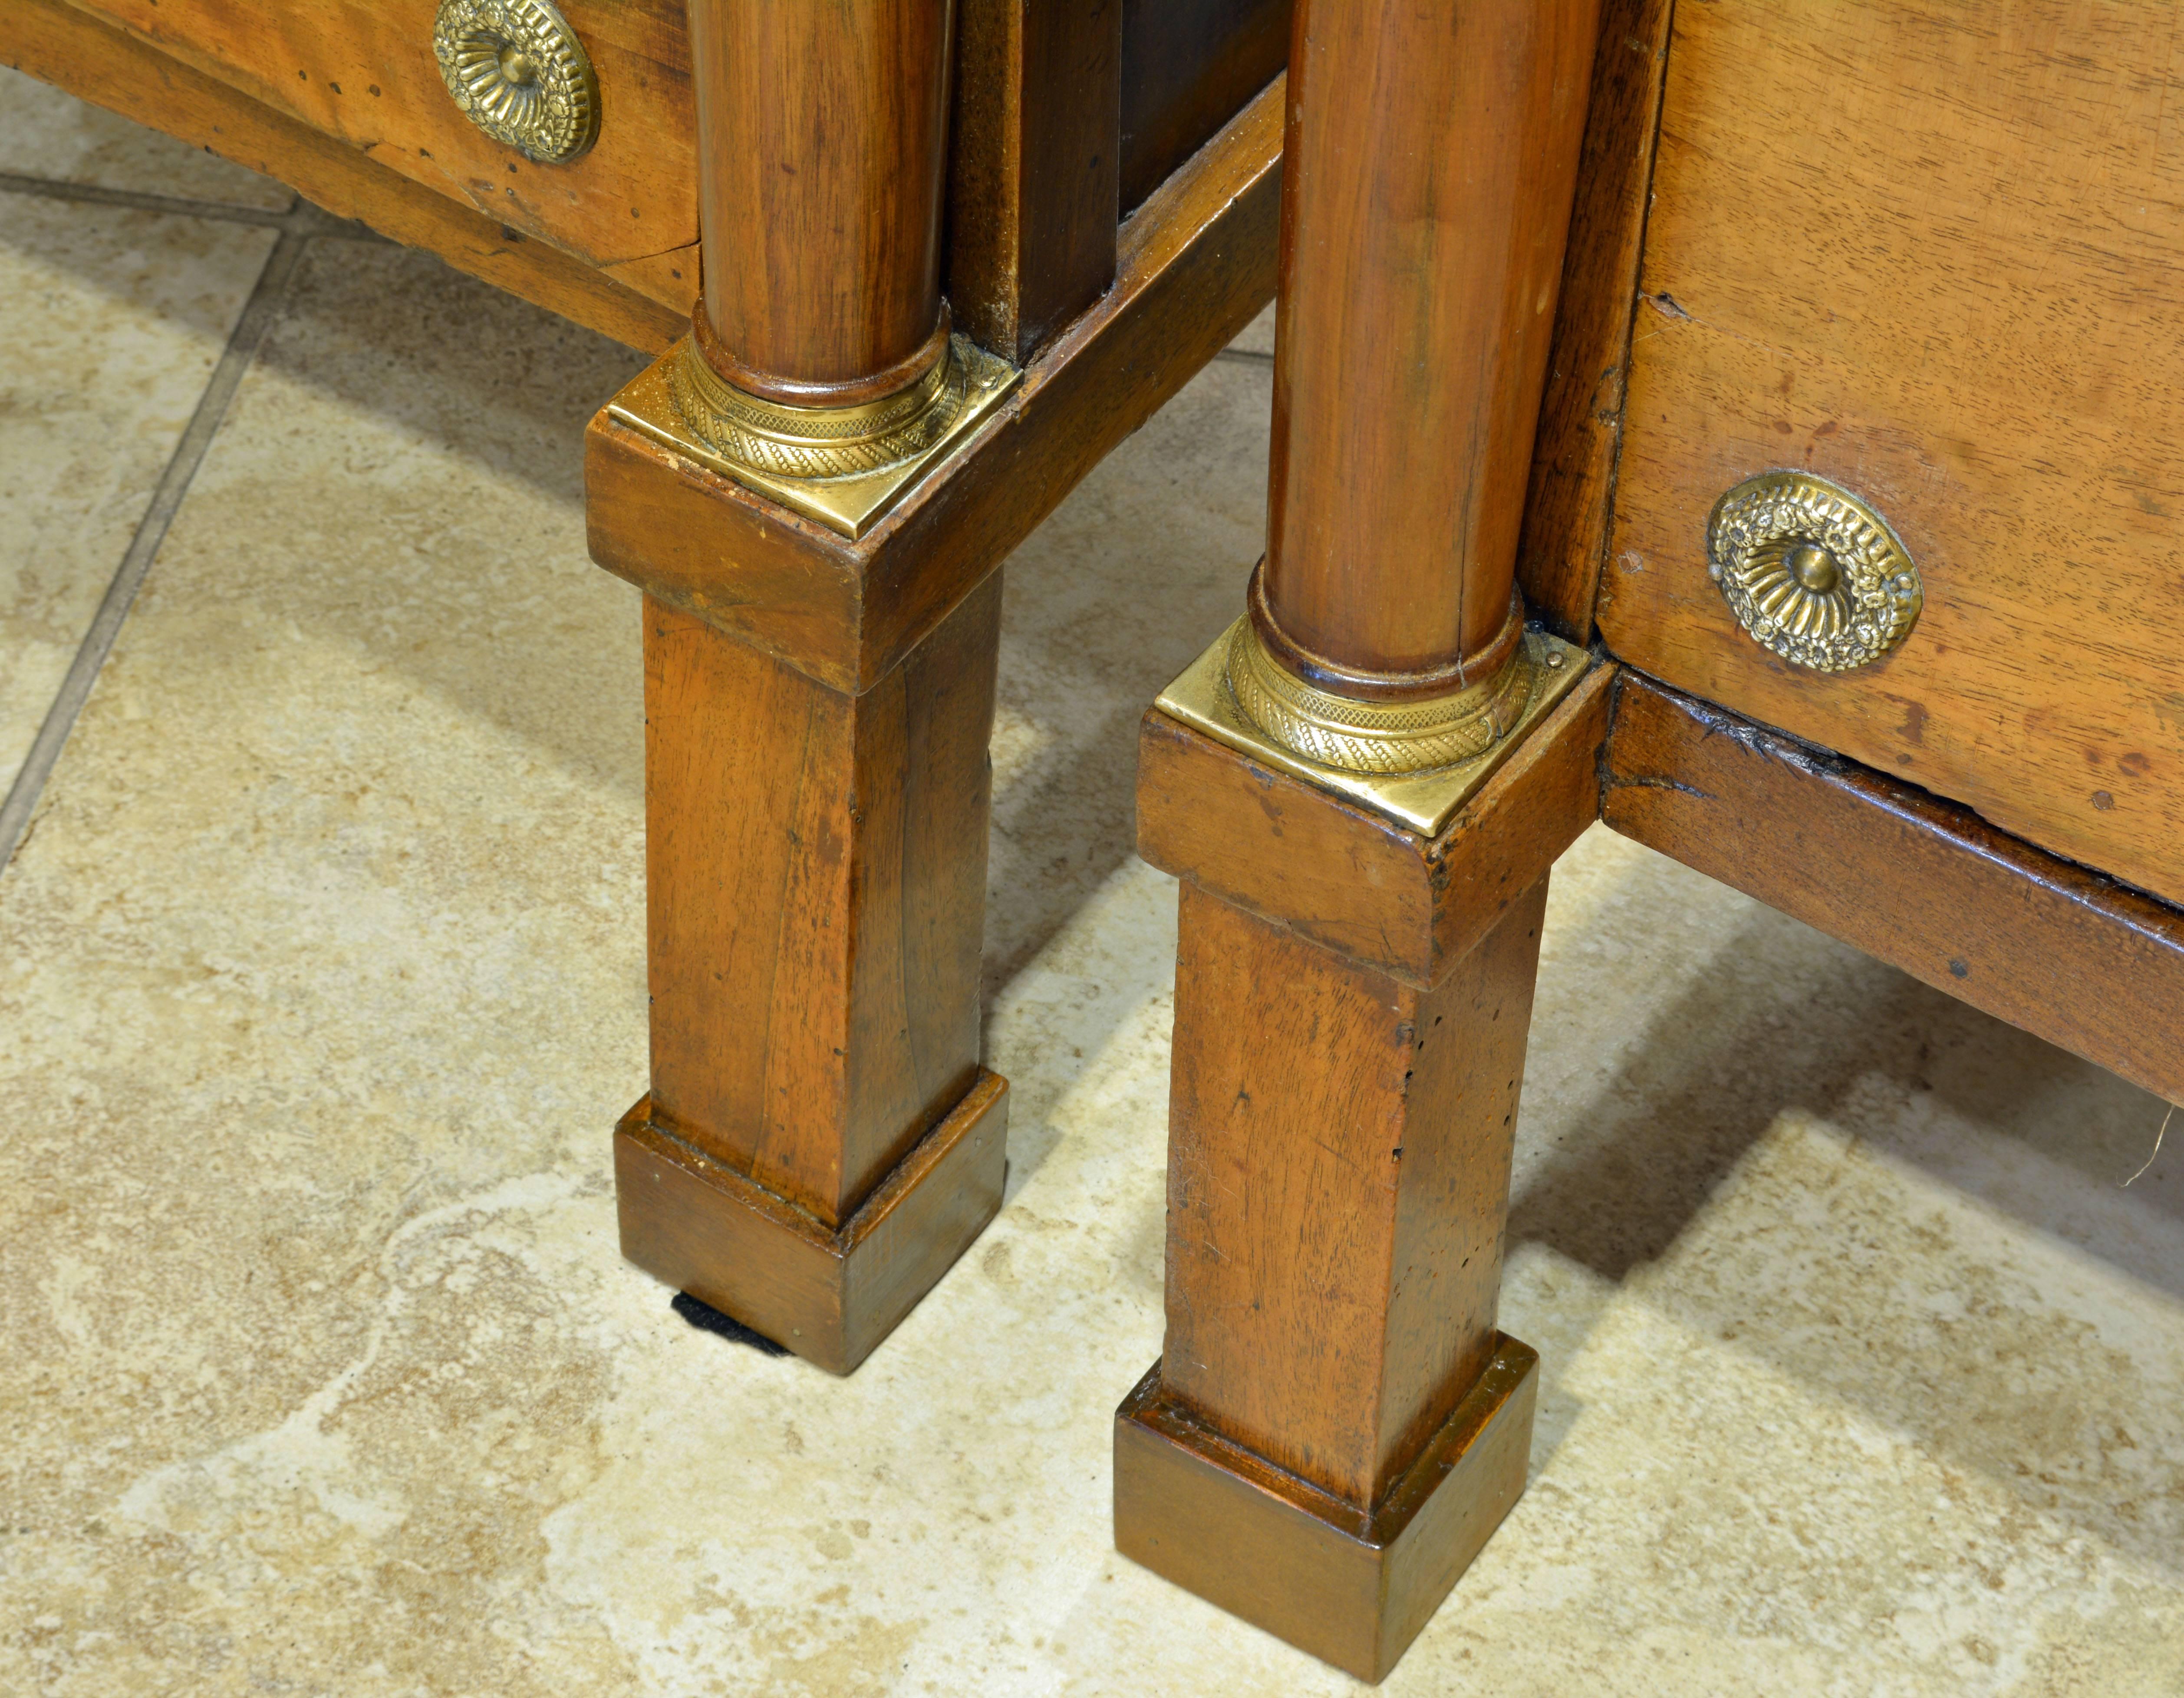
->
[69, 0, 695, 268]
[1601, 0, 2184, 907]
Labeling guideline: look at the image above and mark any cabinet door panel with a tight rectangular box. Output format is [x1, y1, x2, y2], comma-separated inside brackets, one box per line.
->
[1119, 0, 1289, 213]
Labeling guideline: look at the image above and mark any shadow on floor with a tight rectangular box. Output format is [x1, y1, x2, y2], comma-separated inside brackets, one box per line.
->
[1515, 885, 2184, 1575]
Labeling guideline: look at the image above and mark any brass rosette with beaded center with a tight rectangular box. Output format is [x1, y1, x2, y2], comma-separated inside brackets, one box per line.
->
[669, 336, 975, 481]
[1223, 622, 1535, 775]
[1707, 471, 1922, 672]
[432, 0, 600, 164]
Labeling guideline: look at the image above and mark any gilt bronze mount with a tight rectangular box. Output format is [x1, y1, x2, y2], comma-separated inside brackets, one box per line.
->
[1225, 615, 1537, 776]
[432, 0, 599, 164]
[1707, 470, 1922, 671]
[607, 333, 1019, 541]
[1157, 611, 1589, 836]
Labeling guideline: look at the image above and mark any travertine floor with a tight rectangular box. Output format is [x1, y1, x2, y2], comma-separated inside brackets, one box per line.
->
[4, 72, 2182, 1698]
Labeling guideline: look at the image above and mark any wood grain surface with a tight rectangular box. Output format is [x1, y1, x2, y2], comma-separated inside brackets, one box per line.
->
[643, 580, 999, 1230]
[948, 0, 1121, 365]
[1262, 0, 1601, 682]
[1117, 0, 1288, 214]
[586, 73, 1284, 694]
[615, 1072, 1008, 1374]
[1601, 0, 2184, 907]
[1137, 658, 1612, 986]
[9, 0, 691, 349]
[1160, 877, 1550, 1510]
[1515, 0, 1673, 643]
[691, 0, 950, 399]
[1115, 1336, 1536, 1682]
[1603, 672, 2184, 1110]
[59, 0, 697, 268]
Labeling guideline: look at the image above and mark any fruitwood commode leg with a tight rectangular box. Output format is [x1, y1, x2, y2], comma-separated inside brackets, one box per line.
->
[618, 583, 1008, 1376]
[585, 0, 1014, 1375]
[1114, 0, 1604, 1678]
[580, 5, 1289, 1373]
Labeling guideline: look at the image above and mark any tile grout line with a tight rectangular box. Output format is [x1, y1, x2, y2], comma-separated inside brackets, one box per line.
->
[0, 168, 286, 226]
[0, 170, 388, 239]
[0, 218, 314, 874]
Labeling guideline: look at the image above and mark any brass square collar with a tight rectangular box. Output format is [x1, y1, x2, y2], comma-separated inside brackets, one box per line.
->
[606, 335, 1020, 541]
[1156, 619, 1591, 836]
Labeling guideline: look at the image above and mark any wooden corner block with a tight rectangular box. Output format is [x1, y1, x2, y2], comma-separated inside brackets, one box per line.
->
[1115, 1335, 1540, 1683]
[614, 1072, 1009, 1376]
[585, 371, 878, 695]
[584, 77, 1283, 698]
[1136, 659, 1614, 987]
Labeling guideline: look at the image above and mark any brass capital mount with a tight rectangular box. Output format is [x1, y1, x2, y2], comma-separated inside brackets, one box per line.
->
[1157, 583, 1588, 836]
[608, 325, 1019, 542]
[1224, 617, 1536, 777]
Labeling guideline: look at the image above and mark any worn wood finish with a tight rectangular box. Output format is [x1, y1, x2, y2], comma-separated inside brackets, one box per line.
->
[1515, 0, 1673, 644]
[1114, 10, 1608, 1668]
[1160, 878, 1548, 1509]
[1138, 659, 1612, 986]
[1117, 0, 1288, 215]
[1603, 672, 2184, 1111]
[948, 0, 1121, 365]
[1116, 727, 1558, 1674]
[597, 245, 702, 333]
[692, 0, 952, 402]
[1601, 0, 2184, 908]
[643, 580, 998, 1230]
[7, 0, 692, 350]
[1261, 0, 1600, 688]
[616, 1072, 1008, 1375]
[1116, 1338, 1537, 1683]
[586, 74, 1283, 694]
[62, 0, 697, 268]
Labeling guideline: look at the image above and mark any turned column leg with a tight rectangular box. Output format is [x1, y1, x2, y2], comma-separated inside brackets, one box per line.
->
[1116, 0, 1602, 1676]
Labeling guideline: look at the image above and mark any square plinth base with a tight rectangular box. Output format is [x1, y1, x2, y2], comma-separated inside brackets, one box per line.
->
[1114, 1334, 1538, 1683]
[614, 1070, 1009, 1375]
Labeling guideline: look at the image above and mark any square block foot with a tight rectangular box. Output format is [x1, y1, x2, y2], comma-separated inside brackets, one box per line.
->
[615, 1070, 1008, 1374]
[1114, 1333, 1538, 1683]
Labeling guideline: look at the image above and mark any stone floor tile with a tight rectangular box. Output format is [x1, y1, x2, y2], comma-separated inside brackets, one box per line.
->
[0, 240, 652, 1698]
[0, 191, 274, 799]
[3, 206, 2182, 1698]
[0, 66, 293, 211]
[987, 351, 1266, 994]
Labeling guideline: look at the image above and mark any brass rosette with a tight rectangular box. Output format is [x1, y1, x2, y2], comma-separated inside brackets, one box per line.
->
[669, 336, 975, 482]
[1223, 622, 1534, 775]
[432, 0, 600, 165]
[1707, 471, 1922, 672]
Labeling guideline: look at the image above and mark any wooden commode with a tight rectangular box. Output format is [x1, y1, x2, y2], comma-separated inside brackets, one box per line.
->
[11, 0, 2182, 1684]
